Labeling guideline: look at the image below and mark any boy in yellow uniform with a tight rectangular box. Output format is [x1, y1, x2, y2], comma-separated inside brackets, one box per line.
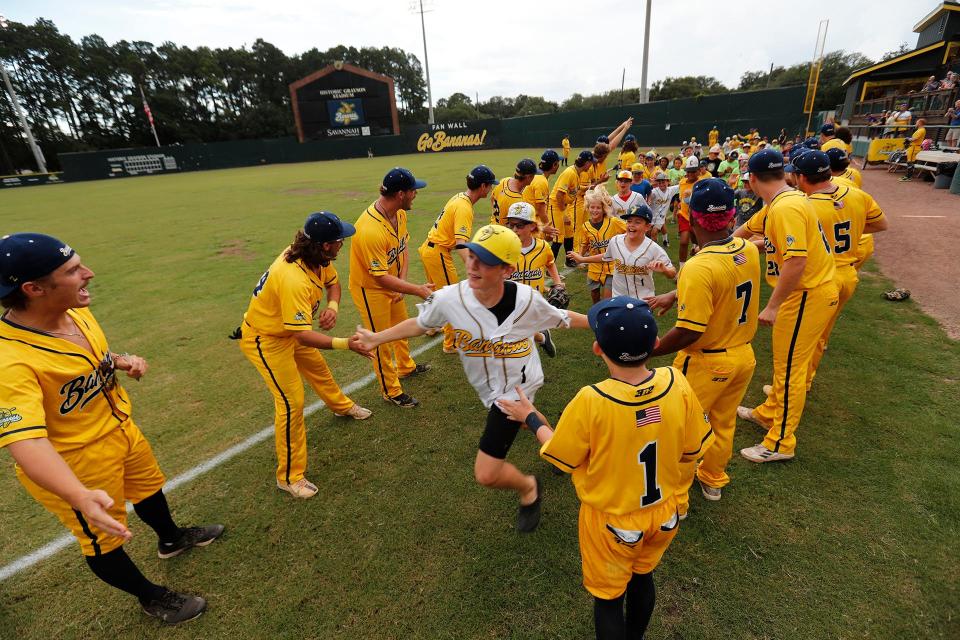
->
[789, 151, 888, 389]
[646, 179, 760, 513]
[239, 213, 373, 498]
[0, 234, 223, 625]
[733, 149, 838, 463]
[497, 297, 713, 640]
[491, 159, 537, 225]
[350, 167, 435, 408]
[577, 186, 626, 303]
[551, 150, 594, 265]
[420, 165, 498, 353]
[523, 149, 562, 240]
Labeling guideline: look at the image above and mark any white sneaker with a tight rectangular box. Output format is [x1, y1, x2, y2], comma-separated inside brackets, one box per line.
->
[277, 477, 319, 498]
[762, 384, 773, 396]
[699, 480, 722, 501]
[740, 444, 794, 463]
[737, 405, 770, 429]
[335, 404, 372, 420]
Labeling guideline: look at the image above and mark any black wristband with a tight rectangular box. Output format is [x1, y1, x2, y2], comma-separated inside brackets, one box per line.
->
[525, 411, 545, 432]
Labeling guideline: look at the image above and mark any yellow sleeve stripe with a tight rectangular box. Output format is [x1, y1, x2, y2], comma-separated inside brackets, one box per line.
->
[683, 427, 715, 457]
[0, 425, 47, 445]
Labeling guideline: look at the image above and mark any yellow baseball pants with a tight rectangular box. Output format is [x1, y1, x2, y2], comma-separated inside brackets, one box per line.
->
[807, 264, 859, 389]
[854, 234, 874, 271]
[674, 343, 756, 511]
[17, 422, 166, 556]
[753, 282, 839, 456]
[350, 286, 417, 399]
[418, 242, 458, 352]
[240, 330, 354, 485]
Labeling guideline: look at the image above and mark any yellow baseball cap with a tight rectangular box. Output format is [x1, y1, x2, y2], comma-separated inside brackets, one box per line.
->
[457, 224, 521, 266]
[631, 162, 645, 172]
[617, 169, 633, 180]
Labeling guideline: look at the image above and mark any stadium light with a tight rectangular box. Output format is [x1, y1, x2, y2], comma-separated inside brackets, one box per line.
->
[640, 0, 651, 103]
[409, 0, 435, 125]
[0, 15, 48, 174]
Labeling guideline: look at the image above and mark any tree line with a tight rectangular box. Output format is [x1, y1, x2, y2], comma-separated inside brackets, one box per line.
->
[1, 17, 904, 173]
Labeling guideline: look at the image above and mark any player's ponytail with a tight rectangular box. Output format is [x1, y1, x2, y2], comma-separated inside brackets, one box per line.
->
[285, 230, 331, 268]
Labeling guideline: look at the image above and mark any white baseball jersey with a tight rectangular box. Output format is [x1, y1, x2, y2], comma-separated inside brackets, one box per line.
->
[415, 281, 570, 408]
[610, 191, 645, 219]
[603, 234, 673, 299]
[649, 184, 680, 225]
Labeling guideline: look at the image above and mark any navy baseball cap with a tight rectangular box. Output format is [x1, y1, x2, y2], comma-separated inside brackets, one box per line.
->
[747, 149, 785, 174]
[689, 178, 735, 215]
[540, 149, 560, 164]
[784, 146, 811, 172]
[790, 150, 831, 178]
[515, 158, 537, 176]
[467, 165, 498, 186]
[826, 147, 849, 169]
[621, 203, 654, 223]
[820, 123, 836, 135]
[577, 150, 596, 163]
[382, 167, 426, 192]
[802, 137, 821, 150]
[588, 297, 659, 364]
[0, 233, 76, 298]
[304, 212, 355, 243]
[596, 135, 610, 144]
[624, 134, 636, 142]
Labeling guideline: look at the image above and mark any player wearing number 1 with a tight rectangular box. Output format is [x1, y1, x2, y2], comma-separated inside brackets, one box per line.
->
[733, 150, 838, 463]
[645, 179, 760, 512]
[497, 297, 713, 640]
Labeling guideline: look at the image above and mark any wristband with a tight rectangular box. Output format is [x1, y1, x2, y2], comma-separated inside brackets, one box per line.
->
[326, 300, 339, 312]
[524, 411, 545, 432]
[331, 337, 349, 350]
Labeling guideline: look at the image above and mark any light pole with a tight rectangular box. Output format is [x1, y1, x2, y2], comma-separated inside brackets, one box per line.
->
[0, 15, 48, 174]
[410, 0, 435, 124]
[640, 0, 652, 103]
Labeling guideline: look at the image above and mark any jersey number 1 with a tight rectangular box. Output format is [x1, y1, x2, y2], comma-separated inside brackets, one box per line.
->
[637, 441, 662, 507]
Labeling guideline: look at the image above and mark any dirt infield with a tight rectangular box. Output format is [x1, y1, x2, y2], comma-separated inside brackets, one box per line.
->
[861, 166, 959, 339]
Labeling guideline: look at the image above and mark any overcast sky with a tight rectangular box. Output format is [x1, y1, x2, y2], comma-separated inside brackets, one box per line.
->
[6, 0, 925, 102]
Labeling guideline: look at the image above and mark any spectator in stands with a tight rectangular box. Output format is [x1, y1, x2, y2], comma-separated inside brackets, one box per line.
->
[894, 104, 912, 134]
[945, 99, 960, 148]
[884, 109, 899, 138]
[922, 75, 941, 92]
[941, 71, 957, 90]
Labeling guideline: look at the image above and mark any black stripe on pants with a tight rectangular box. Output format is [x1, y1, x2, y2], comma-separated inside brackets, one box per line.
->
[256, 336, 293, 484]
[776, 290, 807, 452]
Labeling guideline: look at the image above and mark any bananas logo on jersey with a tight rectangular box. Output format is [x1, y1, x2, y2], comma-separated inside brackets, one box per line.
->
[62, 356, 117, 415]
[451, 329, 532, 358]
[333, 101, 360, 125]
[0, 408, 23, 428]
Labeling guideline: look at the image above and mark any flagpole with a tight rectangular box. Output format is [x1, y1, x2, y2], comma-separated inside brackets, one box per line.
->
[139, 84, 161, 147]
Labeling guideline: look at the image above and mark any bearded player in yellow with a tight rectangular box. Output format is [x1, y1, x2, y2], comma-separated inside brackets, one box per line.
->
[787, 151, 887, 390]
[0, 233, 223, 625]
[645, 179, 760, 514]
[238, 213, 373, 499]
[420, 165, 498, 353]
[733, 149, 838, 463]
[497, 297, 713, 640]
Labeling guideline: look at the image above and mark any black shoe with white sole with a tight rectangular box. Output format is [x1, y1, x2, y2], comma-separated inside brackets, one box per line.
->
[539, 329, 557, 358]
[399, 363, 431, 379]
[157, 525, 225, 559]
[517, 477, 543, 533]
[385, 392, 420, 408]
[141, 589, 207, 625]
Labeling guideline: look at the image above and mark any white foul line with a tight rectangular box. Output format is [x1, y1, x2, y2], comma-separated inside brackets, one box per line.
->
[0, 336, 441, 582]
[900, 215, 946, 218]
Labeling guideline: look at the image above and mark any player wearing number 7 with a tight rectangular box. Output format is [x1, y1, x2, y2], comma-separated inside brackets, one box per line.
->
[497, 297, 713, 640]
[732, 149, 838, 463]
[644, 179, 760, 513]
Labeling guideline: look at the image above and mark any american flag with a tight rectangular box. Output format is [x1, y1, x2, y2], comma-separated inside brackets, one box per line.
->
[635, 406, 661, 427]
[733, 253, 747, 265]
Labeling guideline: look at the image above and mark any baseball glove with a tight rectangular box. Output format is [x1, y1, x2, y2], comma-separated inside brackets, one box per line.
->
[546, 284, 570, 309]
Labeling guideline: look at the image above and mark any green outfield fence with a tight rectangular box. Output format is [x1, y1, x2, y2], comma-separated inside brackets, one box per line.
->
[56, 86, 805, 182]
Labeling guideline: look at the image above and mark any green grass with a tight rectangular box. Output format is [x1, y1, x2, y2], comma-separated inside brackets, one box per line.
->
[0, 150, 957, 639]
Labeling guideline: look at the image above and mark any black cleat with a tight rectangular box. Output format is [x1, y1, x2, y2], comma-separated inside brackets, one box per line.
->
[141, 589, 207, 625]
[399, 363, 431, 379]
[565, 257, 577, 269]
[539, 329, 557, 358]
[517, 477, 543, 533]
[158, 525, 225, 559]
[385, 393, 420, 408]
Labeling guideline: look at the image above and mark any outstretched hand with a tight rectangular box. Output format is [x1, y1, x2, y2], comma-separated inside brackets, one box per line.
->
[495, 386, 537, 424]
[353, 325, 379, 353]
[76, 489, 131, 540]
[643, 290, 677, 316]
[348, 334, 374, 359]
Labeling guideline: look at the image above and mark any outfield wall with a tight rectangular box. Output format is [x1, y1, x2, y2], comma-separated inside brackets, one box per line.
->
[57, 87, 804, 181]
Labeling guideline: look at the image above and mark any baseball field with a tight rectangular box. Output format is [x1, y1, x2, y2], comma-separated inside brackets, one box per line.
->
[0, 149, 957, 639]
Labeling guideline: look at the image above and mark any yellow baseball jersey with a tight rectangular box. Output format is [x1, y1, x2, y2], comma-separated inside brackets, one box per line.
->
[349, 203, 409, 292]
[581, 216, 626, 280]
[491, 178, 525, 225]
[510, 238, 555, 292]
[618, 150, 637, 171]
[821, 138, 845, 152]
[675, 237, 760, 351]
[807, 185, 885, 268]
[522, 174, 550, 213]
[0, 308, 133, 453]
[550, 166, 580, 211]
[562, 138, 571, 154]
[426, 192, 474, 250]
[243, 251, 337, 337]
[541, 368, 714, 516]
[910, 127, 926, 147]
[745, 190, 835, 289]
[678, 174, 708, 221]
[709, 129, 719, 147]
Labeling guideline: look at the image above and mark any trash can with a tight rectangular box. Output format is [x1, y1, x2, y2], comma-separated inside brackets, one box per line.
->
[935, 173, 952, 189]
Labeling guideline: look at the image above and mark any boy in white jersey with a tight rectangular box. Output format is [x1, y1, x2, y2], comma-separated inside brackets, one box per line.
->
[569, 204, 676, 299]
[353, 225, 589, 532]
[648, 172, 679, 246]
[610, 170, 646, 219]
